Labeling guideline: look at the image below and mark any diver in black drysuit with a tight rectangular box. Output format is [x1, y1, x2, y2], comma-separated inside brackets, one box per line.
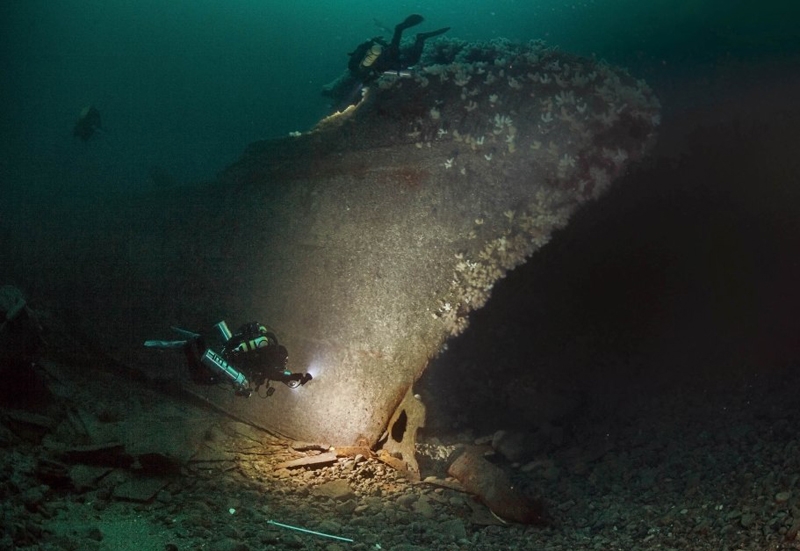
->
[322, 14, 450, 110]
[144, 321, 312, 398]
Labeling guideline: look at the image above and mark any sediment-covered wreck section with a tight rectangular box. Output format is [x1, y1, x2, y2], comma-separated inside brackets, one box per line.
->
[174, 38, 661, 455]
[21, 39, 660, 465]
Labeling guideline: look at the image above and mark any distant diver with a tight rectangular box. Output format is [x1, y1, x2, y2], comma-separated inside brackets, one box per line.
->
[322, 14, 450, 110]
[73, 105, 102, 142]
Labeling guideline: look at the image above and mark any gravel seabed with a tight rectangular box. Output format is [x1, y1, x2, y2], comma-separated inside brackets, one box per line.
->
[1, 358, 799, 551]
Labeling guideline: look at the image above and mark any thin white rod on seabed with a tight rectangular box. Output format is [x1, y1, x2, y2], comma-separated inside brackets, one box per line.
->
[267, 519, 355, 543]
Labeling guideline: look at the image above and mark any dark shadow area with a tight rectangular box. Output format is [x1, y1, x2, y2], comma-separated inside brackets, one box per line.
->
[420, 66, 800, 437]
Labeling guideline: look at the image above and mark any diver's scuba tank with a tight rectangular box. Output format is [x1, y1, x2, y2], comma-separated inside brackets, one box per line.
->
[360, 43, 383, 68]
[219, 321, 277, 355]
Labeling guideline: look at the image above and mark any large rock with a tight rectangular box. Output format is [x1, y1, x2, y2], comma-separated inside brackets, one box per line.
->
[8, 39, 659, 448]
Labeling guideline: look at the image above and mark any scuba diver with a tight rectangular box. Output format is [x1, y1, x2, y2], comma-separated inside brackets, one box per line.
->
[348, 14, 450, 83]
[322, 14, 450, 109]
[145, 320, 312, 398]
[73, 105, 102, 142]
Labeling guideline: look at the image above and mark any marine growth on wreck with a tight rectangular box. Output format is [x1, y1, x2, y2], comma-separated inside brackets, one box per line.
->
[13, 37, 661, 451]
[308, 37, 661, 338]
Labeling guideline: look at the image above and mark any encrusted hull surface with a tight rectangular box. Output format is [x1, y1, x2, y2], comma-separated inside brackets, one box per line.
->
[16, 39, 660, 446]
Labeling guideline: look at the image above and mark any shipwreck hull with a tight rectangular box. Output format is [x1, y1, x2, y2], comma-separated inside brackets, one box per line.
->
[10, 40, 660, 455]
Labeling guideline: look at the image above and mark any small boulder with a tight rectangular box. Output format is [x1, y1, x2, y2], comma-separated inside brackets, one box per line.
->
[312, 479, 355, 501]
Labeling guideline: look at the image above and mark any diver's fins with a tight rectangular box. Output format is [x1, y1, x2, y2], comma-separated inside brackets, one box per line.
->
[171, 326, 201, 339]
[417, 27, 450, 41]
[143, 326, 200, 349]
[144, 340, 187, 349]
[397, 14, 424, 31]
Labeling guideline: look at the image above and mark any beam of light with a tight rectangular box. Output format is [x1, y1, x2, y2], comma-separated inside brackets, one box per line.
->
[304, 357, 325, 380]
